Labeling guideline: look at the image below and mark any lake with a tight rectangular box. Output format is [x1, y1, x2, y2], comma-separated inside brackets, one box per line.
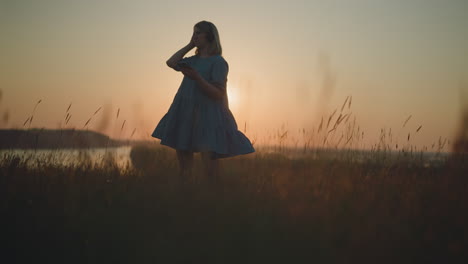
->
[0, 146, 133, 169]
[1, 145, 450, 171]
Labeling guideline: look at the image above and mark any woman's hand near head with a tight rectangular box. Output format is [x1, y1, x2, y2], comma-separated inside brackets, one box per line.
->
[188, 38, 196, 49]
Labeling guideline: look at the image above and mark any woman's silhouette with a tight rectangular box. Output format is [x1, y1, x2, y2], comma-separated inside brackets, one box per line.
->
[152, 21, 255, 182]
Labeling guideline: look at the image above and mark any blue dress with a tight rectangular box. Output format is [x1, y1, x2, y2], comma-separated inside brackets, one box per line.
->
[152, 54, 255, 159]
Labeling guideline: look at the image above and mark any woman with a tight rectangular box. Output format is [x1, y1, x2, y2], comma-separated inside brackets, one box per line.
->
[152, 21, 255, 182]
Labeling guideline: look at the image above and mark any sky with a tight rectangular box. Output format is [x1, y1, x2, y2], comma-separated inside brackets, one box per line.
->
[1, 0, 467, 151]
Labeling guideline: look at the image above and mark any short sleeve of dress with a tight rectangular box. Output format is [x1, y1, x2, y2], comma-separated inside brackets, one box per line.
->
[210, 58, 229, 89]
[173, 55, 196, 72]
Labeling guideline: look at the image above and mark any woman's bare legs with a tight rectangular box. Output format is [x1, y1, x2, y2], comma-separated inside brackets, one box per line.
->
[176, 149, 194, 182]
[201, 152, 219, 184]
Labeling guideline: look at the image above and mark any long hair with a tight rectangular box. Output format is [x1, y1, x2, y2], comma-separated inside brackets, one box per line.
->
[194, 21, 222, 56]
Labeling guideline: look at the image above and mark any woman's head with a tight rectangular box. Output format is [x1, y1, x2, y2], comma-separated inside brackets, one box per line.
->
[192, 21, 222, 56]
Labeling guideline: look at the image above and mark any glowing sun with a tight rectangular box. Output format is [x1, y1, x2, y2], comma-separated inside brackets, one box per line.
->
[227, 84, 239, 110]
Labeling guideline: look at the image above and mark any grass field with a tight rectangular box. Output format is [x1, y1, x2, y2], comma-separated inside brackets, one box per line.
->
[1, 95, 467, 263]
[1, 141, 467, 264]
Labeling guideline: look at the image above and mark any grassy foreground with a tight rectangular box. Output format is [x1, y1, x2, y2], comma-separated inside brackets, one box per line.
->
[1, 145, 467, 263]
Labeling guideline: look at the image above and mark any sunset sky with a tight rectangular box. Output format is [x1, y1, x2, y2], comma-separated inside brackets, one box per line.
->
[1, 0, 467, 150]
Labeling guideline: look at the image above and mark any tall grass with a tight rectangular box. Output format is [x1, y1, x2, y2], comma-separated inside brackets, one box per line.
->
[1, 141, 467, 263]
[1, 96, 467, 263]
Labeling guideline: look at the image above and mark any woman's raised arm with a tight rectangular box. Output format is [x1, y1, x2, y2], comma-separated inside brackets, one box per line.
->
[166, 42, 195, 69]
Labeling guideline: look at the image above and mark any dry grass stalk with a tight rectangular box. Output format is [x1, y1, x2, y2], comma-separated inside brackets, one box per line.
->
[66, 115, 72, 125]
[82, 106, 102, 128]
[336, 133, 344, 146]
[2, 111, 9, 124]
[327, 109, 337, 129]
[33, 99, 42, 113]
[93, 107, 102, 115]
[318, 117, 324, 133]
[403, 115, 412, 127]
[23, 117, 31, 127]
[341, 96, 349, 112]
[344, 133, 353, 146]
[84, 118, 92, 128]
[344, 113, 351, 123]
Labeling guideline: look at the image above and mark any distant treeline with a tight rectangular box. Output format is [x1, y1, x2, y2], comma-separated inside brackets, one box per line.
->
[0, 129, 147, 149]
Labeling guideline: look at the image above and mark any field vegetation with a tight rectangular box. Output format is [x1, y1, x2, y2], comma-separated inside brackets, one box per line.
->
[1, 96, 467, 263]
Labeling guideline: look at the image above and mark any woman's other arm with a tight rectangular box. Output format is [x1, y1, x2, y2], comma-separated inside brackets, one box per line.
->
[166, 42, 195, 69]
[194, 77, 226, 100]
[180, 67, 225, 100]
